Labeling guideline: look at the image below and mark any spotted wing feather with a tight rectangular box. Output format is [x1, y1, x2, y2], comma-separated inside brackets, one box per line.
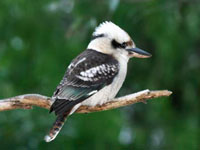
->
[50, 49, 119, 116]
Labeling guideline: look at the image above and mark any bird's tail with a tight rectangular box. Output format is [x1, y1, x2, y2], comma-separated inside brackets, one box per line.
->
[44, 112, 69, 142]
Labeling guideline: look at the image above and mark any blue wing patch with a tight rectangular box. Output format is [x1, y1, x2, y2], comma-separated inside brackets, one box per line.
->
[50, 49, 119, 116]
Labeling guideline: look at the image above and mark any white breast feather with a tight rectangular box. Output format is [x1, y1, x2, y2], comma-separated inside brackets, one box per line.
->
[81, 54, 128, 106]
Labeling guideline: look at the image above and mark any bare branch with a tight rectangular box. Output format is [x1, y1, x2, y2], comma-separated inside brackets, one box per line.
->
[0, 89, 172, 113]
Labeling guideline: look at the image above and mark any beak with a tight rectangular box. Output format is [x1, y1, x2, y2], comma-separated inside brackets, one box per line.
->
[126, 47, 152, 58]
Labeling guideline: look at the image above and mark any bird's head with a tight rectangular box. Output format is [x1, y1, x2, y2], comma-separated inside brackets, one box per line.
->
[87, 21, 151, 59]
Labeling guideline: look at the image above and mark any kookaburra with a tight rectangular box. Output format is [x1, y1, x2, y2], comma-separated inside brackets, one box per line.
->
[45, 21, 151, 142]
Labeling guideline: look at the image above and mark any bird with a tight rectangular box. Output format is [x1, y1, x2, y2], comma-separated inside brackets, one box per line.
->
[44, 21, 151, 142]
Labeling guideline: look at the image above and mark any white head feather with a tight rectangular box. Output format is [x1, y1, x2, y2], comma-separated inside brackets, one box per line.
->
[93, 21, 131, 44]
[87, 21, 135, 59]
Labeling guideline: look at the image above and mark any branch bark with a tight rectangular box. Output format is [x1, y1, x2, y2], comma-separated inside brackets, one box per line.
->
[0, 89, 172, 113]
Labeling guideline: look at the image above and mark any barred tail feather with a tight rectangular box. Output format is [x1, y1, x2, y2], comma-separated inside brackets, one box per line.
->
[44, 112, 69, 142]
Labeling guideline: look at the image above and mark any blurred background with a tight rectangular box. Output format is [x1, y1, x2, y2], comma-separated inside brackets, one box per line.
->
[0, 0, 200, 149]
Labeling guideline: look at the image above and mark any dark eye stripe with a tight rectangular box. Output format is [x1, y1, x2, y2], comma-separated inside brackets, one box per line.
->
[112, 40, 126, 49]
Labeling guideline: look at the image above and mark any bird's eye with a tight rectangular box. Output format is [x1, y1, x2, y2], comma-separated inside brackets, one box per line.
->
[121, 42, 127, 48]
[112, 40, 127, 49]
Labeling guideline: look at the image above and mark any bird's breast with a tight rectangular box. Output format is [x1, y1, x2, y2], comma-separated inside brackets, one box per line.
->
[81, 55, 128, 106]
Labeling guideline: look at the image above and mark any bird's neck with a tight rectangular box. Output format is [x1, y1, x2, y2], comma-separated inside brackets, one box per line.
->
[87, 39, 130, 63]
[87, 39, 113, 55]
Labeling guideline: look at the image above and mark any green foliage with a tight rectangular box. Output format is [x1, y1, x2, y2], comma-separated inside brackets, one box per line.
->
[0, 0, 200, 149]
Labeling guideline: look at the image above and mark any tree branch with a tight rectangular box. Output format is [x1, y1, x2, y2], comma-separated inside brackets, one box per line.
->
[0, 89, 172, 113]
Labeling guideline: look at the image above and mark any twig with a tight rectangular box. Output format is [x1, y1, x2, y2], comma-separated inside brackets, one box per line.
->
[0, 89, 172, 113]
